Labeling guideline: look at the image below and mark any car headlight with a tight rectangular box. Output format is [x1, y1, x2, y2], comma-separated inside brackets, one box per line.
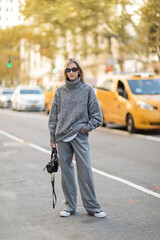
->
[137, 100, 153, 111]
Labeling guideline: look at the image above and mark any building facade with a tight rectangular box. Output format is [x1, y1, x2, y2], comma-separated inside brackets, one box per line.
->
[0, 0, 23, 29]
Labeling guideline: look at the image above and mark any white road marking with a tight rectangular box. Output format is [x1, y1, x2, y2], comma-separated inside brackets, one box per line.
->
[134, 134, 160, 142]
[29, 143, 50, 154]
[0, 129, 160, 199]
[0, 129, 24, 143]
[92, 168, 160, 199]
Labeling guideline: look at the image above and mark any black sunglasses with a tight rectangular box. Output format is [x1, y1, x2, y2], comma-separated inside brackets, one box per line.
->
[65, 67, 79, 73]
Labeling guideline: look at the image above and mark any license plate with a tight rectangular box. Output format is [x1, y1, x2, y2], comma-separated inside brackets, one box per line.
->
[31, 104, 36, 108]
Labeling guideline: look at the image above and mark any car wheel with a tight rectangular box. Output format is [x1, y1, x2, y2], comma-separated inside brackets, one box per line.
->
[102, 118, 107, 127]
[45, 105, 50, 115]
[102, 122, 107, 127]
[126, 114, 135, 133]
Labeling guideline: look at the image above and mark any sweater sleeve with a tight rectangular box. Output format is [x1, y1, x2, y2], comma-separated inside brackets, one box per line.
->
[48, 92, 58, 143]
[82, 87, 103, 133]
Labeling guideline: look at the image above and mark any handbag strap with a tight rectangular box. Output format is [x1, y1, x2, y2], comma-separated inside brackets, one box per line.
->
[50, 173, 57, 208]
[51, 148, 58, 208]
[51, 147, 58, 159]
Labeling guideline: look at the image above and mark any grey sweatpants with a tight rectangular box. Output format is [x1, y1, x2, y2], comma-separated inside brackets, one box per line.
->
[57, 131, 102, 214]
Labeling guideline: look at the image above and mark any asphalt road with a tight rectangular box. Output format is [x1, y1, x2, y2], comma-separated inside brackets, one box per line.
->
[0, 109, 160, 240]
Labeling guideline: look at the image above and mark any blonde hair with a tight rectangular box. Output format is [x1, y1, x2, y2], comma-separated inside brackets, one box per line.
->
[64, 58, 85, 82]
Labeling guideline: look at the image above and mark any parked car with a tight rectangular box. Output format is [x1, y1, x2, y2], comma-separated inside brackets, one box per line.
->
[11, 85, 45, 111]
[0, 88, 14, 108]
[96, 72, 160, 133]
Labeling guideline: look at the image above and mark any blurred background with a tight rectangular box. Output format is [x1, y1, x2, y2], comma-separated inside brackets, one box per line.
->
[0, 3, 160, 238]
[0, 0, 160, 89]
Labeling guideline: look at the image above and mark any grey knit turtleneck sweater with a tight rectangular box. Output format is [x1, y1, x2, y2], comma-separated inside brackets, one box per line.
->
[48, 77, 102, 143]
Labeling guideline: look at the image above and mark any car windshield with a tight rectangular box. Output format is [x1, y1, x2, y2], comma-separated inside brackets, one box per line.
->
[20, 89, 43, 94]
[97, 79, 114, 91]
[2, 91, 14, 95]
[127, 79, 160, 95]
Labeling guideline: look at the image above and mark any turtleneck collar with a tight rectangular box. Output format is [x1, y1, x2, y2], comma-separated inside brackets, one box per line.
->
[65, 77, 83, 89]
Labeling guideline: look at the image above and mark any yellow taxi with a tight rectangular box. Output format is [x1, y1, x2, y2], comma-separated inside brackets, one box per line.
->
[44, 82, 63, 114]
[44, 88, 56, 114]
[96, 72, 160, 133]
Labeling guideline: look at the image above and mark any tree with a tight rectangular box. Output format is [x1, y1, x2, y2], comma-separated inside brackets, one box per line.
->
[9, 0, 157, 74]
[0, 27, 21, 86]
[20, 0, 124, 59]
[107, 0, 136, 70]
[138, 0, 160, 61]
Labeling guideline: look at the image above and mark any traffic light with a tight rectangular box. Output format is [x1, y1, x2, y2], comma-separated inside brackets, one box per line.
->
[8, 59, 12, 68]
[52, 67, 58, 74]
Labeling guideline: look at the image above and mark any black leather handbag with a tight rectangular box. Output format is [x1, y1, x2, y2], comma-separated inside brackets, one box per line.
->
[43, 147, 59, 208]
[45, 147, 59, 173]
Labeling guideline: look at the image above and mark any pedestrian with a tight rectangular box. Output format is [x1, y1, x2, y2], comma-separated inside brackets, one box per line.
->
[48, 58, 106, 218]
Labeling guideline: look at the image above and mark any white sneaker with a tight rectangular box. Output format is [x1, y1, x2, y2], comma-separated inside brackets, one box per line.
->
[60, 210, 71, 217]
[94, 211, 106, 218]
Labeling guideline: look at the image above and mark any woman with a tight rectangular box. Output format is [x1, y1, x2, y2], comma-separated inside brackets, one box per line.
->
[48, 58, 106, 218]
